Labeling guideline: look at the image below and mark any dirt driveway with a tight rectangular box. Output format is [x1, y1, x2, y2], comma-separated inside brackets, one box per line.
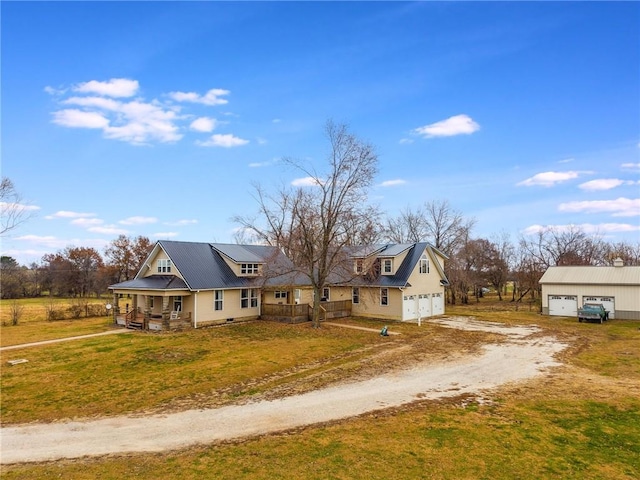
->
[0, 318, 568, 464]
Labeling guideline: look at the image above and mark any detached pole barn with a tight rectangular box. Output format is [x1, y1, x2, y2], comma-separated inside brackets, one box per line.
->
[539, 258, 640, 320]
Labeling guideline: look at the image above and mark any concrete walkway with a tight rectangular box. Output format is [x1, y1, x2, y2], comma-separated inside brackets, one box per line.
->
[0, 328, 133, 352]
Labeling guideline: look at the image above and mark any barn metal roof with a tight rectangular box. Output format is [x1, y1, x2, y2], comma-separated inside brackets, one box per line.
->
[539, 265, 640, 286]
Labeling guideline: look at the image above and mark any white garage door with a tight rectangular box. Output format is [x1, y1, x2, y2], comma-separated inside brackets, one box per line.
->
[403, 295, 417, 321]
[419, 294, 432, 318]
[548, 295, 578, 317]
[432, 293, 444, 316]
[583, 296, 615, 319]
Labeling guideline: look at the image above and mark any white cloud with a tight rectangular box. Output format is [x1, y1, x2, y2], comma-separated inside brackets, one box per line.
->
[621, 162, 640, 171]
[88, 225, 130, 235]
[50, 80, 238, 146]
[379, 179, 407, 187]
[558, 158, 575, 164]
[71, 218, 104, 227]
[196, 134, 249, 148]
[190, 117, 217, 132]
[119, 216, 158, 225]
[523, 222, 640, 236]
[152, 231, 179, 238]
[578, 179, 626, 191]
[0, 202, 40, 212]
[558, 197, 640, 217]
[45, 211, 97, 220]
[272, 118, 282, 123]
[291, 176, 322, 187]
[52, 109, 110, 129]
[399, 138, 414, 145]
[164, 219, 198, 226]
[413, 114, 480, 138]
[63, 96, 121, 110]
[517, 171, 582, 187]
[168, 88, 230, 106]
[74, 78, 139, 98]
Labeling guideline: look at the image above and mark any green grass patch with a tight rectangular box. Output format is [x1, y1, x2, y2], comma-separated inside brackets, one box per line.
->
[0, 322, 380, 424]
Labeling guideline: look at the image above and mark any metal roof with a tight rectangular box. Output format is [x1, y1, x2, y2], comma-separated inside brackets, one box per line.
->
[110, 275, 189, 290]
[212, 243, 266, 263]
[539, 265, 640, 286]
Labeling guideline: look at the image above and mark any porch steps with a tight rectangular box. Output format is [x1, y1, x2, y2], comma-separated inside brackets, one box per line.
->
[127, 321, 143, 330]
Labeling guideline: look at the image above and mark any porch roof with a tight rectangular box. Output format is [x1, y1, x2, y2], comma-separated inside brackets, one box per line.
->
[110, 275, 189, 291]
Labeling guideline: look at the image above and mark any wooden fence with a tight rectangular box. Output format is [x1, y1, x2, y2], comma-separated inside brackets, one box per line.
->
[261, 300, 352, 323]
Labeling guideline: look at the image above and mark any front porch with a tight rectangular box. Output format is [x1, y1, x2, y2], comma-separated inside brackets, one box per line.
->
[112, 292, 192, 331]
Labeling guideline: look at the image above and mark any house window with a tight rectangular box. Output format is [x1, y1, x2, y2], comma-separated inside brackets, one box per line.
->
[148, 297, 154, 308]
[241, 263, 259, 275]
[382, 259, 393, 274]
[214, 290, 224, 311]
[294, 289, 301, 304]
[355, 259, 364, 274]
[322, 287, 330, 302]
[420, 254, 429, 274]
[380, 288, 388, 306]
[352, 287, 360, 304]
[173, 296, 182, 312]
[241, 289, 258, 308]
[157, 259, 171, 273]
[274, 290, 288, 301]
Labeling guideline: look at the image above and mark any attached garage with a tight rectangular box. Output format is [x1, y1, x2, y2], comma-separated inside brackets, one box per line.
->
[540, 259, 640, 320]
[402, 292, 444, 321]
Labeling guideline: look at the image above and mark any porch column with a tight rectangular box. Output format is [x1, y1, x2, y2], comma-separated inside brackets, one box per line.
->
[144, 295, 152, 330]
[162, 297, 171, 329]
[112, 293, 119, 324]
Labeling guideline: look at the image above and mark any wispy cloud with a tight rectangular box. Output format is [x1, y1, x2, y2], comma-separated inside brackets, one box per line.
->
[196, 134, 249, 148]
[621, 162, 640, 171]
[70, 218, 104, 227]
[164, 219, 198, 226]
[517, 171, 584, 187]
[558, 197, 640, 217]
[413, 114, 480, 138]
[119, 216, 158, 225]
[578, 178, 628, 191]
[291, 176, 322, 187]
[153, 231, 179, 238]
[88, 225, 129, 235]
[523, 222, 640, 236]
[379, 179, 407, 187]
[399, 138, 414, 145]
[45, 211, 96, 220]
[168, 88, 229, 106]
[73, 78, 139, 98]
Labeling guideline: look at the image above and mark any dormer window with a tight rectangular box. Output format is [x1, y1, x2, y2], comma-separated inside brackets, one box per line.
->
[241, 263, 260, 275]
[382, 258, 393, 274]
[419, 254, 429, 274]
[354, 258, 364, 274]
[157, 259, 171, 273]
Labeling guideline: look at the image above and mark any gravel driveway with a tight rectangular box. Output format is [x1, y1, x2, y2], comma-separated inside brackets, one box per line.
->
[0, 318, 568, 464]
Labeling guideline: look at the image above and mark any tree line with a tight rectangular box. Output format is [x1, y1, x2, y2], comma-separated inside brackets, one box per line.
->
[1, 235, 152, 299]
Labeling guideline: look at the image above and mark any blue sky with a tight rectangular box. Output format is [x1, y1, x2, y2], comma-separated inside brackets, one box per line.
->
[2, 1, 639, 266]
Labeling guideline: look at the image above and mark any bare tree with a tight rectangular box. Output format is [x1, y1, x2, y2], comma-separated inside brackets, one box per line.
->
[1, 177, 34, 235]
[234, 121, 378, 327]
[423, 199, 475, 255]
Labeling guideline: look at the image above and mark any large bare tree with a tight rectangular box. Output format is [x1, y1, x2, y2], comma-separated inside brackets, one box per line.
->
[1, 177, 34, 235]
[234, 121, 379, 327]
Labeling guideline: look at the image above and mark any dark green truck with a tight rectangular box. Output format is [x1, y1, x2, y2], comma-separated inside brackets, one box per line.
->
[577, 303, 609, 323]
